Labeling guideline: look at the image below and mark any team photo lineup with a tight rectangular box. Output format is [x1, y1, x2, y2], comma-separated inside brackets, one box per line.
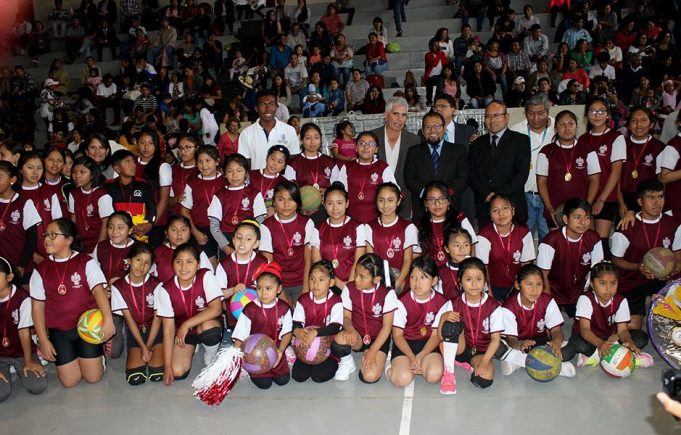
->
[2, 0, 681, 418]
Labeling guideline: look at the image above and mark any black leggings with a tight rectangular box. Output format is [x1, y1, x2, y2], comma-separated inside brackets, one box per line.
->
[251, 373, 290, 389]
[292, 358, 338, 383]
[564, 330, 649, 361]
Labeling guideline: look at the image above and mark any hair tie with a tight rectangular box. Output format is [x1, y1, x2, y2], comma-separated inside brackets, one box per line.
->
[0, 257, 12, 275]
[241, 219, 260, 228]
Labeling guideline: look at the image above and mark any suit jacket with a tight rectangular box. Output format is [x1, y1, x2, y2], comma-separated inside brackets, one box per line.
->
[404, 140, 468, 222]
[468, 129, 530, 227]
[373, 126, 420, 219]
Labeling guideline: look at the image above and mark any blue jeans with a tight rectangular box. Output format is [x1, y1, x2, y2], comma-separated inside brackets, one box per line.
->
[393, 0, 406, 32]
[365, 62, 388, 76]
[525, 192, 548, 242]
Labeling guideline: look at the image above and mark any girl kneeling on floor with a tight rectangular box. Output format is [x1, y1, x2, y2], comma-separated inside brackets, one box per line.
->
[232, 262, 293, 389]
[155, 243, 224, 385]
[333, 253, 397, 383]
[388, 256, 448, 388]
[110, 243, 164, 385]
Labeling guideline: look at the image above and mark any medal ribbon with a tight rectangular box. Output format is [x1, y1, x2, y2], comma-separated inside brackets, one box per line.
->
[359, 285, 378, 338]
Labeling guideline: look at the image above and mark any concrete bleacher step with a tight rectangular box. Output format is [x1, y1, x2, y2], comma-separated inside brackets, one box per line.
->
[309, 0, 550, 16]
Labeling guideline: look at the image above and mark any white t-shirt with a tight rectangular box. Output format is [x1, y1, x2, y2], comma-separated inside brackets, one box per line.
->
[237, 119, 300, 170]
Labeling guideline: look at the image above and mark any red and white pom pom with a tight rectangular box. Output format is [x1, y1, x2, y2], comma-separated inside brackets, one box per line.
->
[192, 347, 243, 406]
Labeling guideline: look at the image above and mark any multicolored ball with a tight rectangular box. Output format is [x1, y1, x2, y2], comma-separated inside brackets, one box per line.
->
[77, 309, 105, 344]
[229, 288, 257, 320]
[293, 327, 332, 365]
[600, 343, 636, 378]
[525, 345, 561, 382]
[241, 333, 278, 375]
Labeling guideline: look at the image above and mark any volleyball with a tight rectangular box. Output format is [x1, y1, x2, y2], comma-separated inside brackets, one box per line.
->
[241, 333, 278, 375]
[77, 309, 105, 344]
[600, 343, 636, 378]
[525, 346, 561, 382]
[554, 203, 565, 227]
[293, 327, 332, 365]
[229, 288, 257, 320]
[300, 185, 322, 213]
[643, 247, 677, 280]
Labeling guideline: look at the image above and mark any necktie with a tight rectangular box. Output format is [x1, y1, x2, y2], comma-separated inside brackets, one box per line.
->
[491, 134, 498, 157]
[444, 130, 450, 142]
[431, 144, 440, 175]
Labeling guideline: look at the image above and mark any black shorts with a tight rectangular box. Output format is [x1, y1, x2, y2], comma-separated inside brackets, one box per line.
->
[356, 336, 391, 355]
[592, 201, 618, 222]
[126, 324, 163, 349]
[49, 328, 103, 367]
[391, 338, 441, 360]
[558, 303, 577, 318]
[623, 280, 665, 316]
[184, 332, 201, 346]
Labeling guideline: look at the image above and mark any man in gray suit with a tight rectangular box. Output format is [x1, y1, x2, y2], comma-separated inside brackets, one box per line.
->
[372, 96, 420, 219]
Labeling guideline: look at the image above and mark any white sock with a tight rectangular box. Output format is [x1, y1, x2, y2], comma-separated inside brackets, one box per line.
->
[443, 341, 457, 373]
[502, 348, 527, 367]
[203, 343, 220, 365]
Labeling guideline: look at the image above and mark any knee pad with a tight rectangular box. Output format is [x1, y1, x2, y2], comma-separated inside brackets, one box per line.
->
[331, 341, 352, 358]
[561, 342, 577, 362]
[126, 366, 147, 386]
[630, 329, 649, 350]
[358, 370, 379, 384]
[174, 370, 190, 381]
[199, 327, 223, 346]
[470, 374, 493, 389]
[442, 321, 463, 343]
[148, 366, 164, 382]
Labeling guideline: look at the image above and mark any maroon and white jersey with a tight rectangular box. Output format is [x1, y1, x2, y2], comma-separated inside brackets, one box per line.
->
[573, 292, 629, 340]
[30, 252, 106, 331]
[434, 293, 504, 353]
[155, 269, 223, 330]
[215, 252, 269, 290]
[341, 283, 398, 339]
[20, 183, 64, 257]
[260, 213, 317, 287]
[288, 153, 335, 189]
[92, 238, 135, 282]
[436, 261, 462, 300]
[68, 187, 114, 253]
[0, 193, 41, 267]
[44, 176, 70, 206]
[0, 286, 34, 358]
[207, 185, 266, 234]
[293, 291, 343, 328]
[313, 217, 366, 281]
[414, 216, 478, 268]
[170, 163, 198, 215]
[135, 159, 172, 222]
[152, 243, 213, 284]
[536, 141, 601, 220]
[394, 290, 448, 341]
[248, 169, 287, 206]
[620, 135, 665, 195]
[537, 227, 604, 305]
[232, 299, 293, 344]
[331, 159, 397, 224]
[181, 174, 227, 228]
[365, 217, 417, 270]
[611, 213, 681, 293]
[111, 274, 162, 328]
[578, 129, 626, 202]
[476, 224, 536, 289]
[658, 135, 681, 216]
[502, 292, 563, 340]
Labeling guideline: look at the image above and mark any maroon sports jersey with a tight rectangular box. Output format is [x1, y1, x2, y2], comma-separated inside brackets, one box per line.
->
[344, 159, 390, 223]
[209, 185, 263, 233]
[69, 187, 110, 253]
[367, 217, 414, 270]
[162, 269, 220, 330]
[171, 163, 198, 215]
[0, 193, 41, 267]
[239, 299, 291, 378]
[289, 153, 334, 189]
[295, 292, 343, 328]
[478, 224, 532, 289]
[503, 292, 562, 340]
[249, 169, 285, 206]
[0, 287, 33, 358]
[262, 214, 312, 287]
[578, 130, 624, 202]
[451, 294, 502, 353]
[660, 136, 681, 216]
[94, 239, 134, 282]
[572, 292, 626, 340]
[111, 275, 161, 328]
[183, 175, 227, 228]
[317, 218, 362, 281]
[20, 184, 61, 257]
[395, 291, 448, 341]
[620, 136, 665, 195]
[438, 262, 461, 300]
[344, 282, 397, 339]
[217, 252, 269, 327]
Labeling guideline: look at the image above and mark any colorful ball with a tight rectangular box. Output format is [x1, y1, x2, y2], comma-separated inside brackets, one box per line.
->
[554, 203, 565, 228]
[643, 247, 677, 280]
[600, 343, 636, 378]
[229, 288, 257, 320]
[241, 333, 278, 375]
[300, 185, 322, 213]
[525, 345, 561, 382]
[293, 327, 332, 365]
[77, 309, 105, 344]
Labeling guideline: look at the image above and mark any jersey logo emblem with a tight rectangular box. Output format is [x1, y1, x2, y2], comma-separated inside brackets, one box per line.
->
[425, 311, 435, 325]
[293, 231, 302, 246]
[10, 210, 20, 224]
[512, 250, 521, 264]
[536, 318, 545, 332]
[582, 252, 591, 266]
[324, 167, 332, 178]
[370, 173, 379, 183]
[598, 144, 607, 155]
[195, 296, 206, 310]
[146, 292, 155, 308]
[663, 237, 671, 249]
[133, 190, 142, 197]
[482, 317, 490, 334]
[644, 154, 654, 166]
[241, 197, 250, 210]
[392, 237, 402, 249]
[343, 235, 352, 247]
[575, 157, 585, 169]
[43, 198, 51, 211]
[71, 272, 82, 288]
[11, 309, 19, 325]
[372, 303, 382, 317]
[87, 203, 94, 217]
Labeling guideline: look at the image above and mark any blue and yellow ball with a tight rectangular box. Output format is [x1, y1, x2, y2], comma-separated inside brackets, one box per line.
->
[525, 345, 561, 382]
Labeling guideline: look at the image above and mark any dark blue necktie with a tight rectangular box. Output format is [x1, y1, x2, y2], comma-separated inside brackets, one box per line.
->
[431, 144, 440, 175]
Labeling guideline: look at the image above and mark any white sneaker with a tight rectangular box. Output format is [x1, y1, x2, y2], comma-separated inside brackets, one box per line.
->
[334, 355, 356, 381]
[102, 356, 107, 372]
[501, 360, 520, 376]
[203, 344, 219, 366]
[384, 356, 392, 377]
[559, 362, 576, 378]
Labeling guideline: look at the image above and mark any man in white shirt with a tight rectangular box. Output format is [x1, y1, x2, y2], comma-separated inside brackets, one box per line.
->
[199, 101, 219, 146]
[589, 52, 616, 82]
[96, 73, 120, 125]
[284, 53, 308, 107]
[509, 95, 554, 241]
[523, 24, 549, 62]
[238, 89, 300, 170]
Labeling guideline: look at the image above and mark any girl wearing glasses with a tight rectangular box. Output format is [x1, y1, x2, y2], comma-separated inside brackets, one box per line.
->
[169, 134, 199, 217]
[577, 98, 626, 257]
[331, 131, 397, 224]
[30, 218, 115, 387]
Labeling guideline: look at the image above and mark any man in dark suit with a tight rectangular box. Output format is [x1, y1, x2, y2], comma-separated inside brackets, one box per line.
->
[404, 111, 468, 222]
[469, 100, 530, 227]
[373, 96, 420, 219]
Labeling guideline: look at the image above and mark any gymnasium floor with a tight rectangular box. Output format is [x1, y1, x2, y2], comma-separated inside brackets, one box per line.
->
[0, 317, 679, 435]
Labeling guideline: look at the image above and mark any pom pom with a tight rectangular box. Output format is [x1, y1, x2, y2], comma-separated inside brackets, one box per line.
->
[192, 347, 243, 406]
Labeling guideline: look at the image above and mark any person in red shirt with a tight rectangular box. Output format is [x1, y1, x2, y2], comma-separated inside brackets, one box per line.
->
[424, 38, 448, 106]
[363, 32, 388, 76]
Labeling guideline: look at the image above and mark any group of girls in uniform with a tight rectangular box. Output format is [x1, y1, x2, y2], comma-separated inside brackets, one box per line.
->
[1, 102, 680, 400]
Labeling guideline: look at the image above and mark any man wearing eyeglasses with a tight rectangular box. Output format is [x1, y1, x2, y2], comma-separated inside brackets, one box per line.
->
[404, 111, 468, 221]
[371, 96, 420, 219]
[469, 100, 530, 227]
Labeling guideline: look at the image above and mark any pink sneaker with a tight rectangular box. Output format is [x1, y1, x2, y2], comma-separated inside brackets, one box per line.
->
[440, 369, 456, 395]
[635, 352, 654, 368]
[455, 361, 473, 372]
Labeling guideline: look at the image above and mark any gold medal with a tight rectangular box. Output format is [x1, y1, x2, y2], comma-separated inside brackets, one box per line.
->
[57, 284, 67, 295]
[437, 251, 446, 262]
[386, 248, 395, 259]
[332, 258, 339, 268]
[471, 347, 477, 356]
[313, 183, 319, 189]
[287, 247, 294, 257]
[420, 326, 427, 337]
[358, 192, 365, 201]
[363, 334, 371, 345]
[631, 169, 639, 179]
[232, 216, 239, 225]
[564, 172, 572, 182]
